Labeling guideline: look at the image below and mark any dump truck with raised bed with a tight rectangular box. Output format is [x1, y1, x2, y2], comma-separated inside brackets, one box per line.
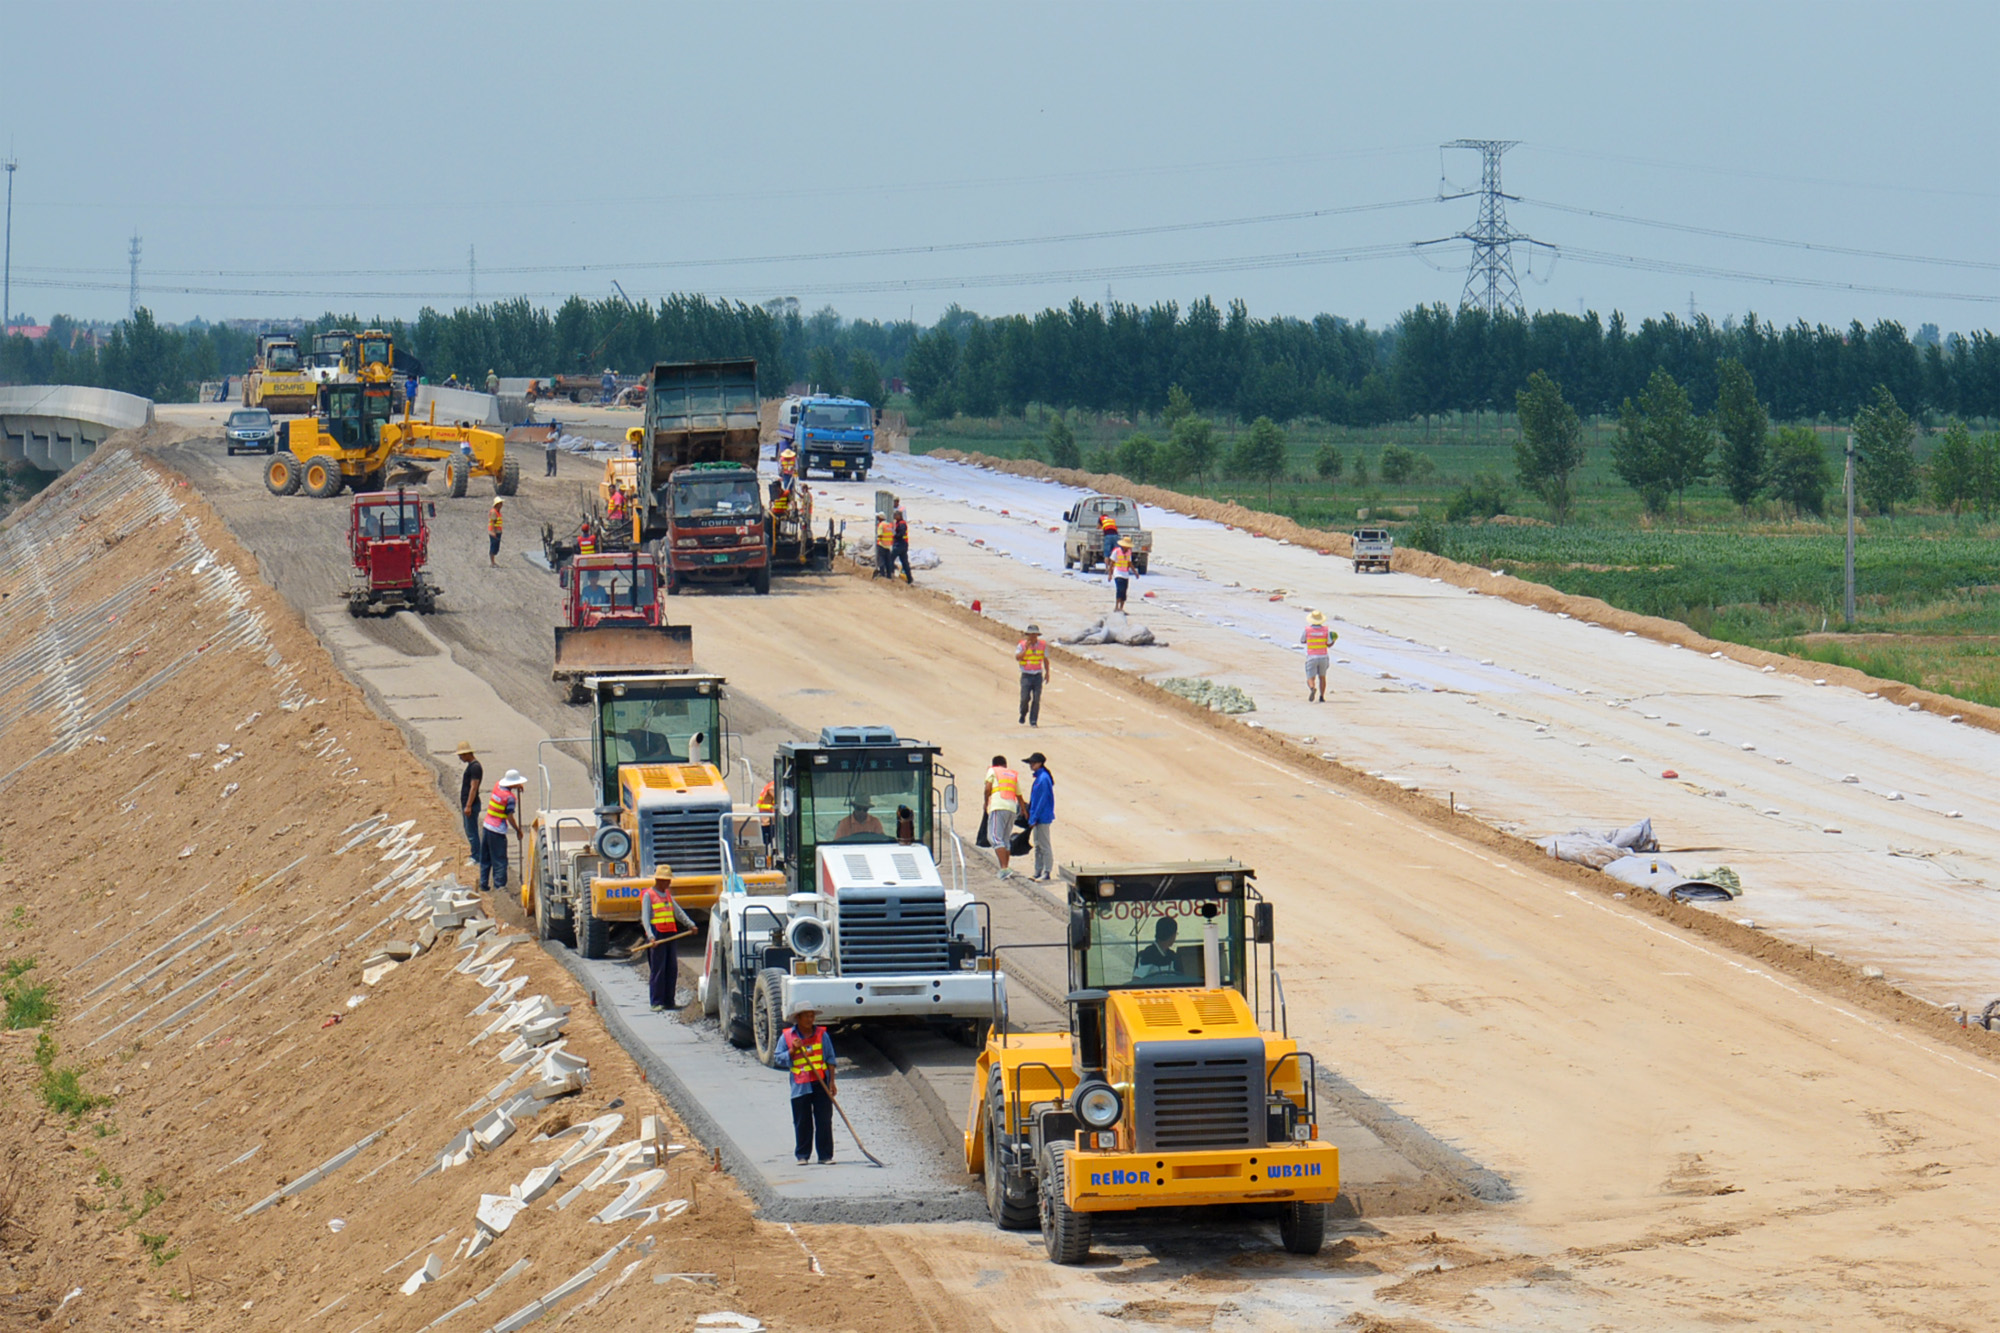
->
[1062, 495, 1152, 573]
[551, 550, 693, 701]
[968, 860, 1338, 1264]
[699, 725, 1001, 1064]
[264, 382, 516, 500]
[242, 334, 317, 414]
[634, 359, 769, 595]
[346, 488, 438, 616]
[523, 671, 782, 958]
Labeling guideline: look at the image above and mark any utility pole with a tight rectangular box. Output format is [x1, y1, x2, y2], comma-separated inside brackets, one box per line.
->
[3, 157, 16, 335]
[127, 231, 141, 317]
[1844, 431, 1856, 626]
[468, 244, 476, 306]
[1433, 140, 1547, 317]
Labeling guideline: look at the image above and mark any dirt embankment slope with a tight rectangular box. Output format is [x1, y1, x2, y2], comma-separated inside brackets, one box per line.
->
[931, 449, 2000, 734]
[0, 438, 972, 1333]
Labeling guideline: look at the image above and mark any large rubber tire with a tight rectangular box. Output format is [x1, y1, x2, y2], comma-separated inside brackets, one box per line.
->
[1038, 1143, 1092, 1264]
[446, 455, 469, 498]
[1134, 556, 1149, 575]
[984, 1071, 1036, 1230]
[753, 564, 771, 596]
[303, 458, 344, 499]
[265, 451, 303, 496]
[535, 860, 575, 949]
[1278, 1200, 1327, 1256]
[576, 875, 610, 960]
[751, 967, 787, 1068]
[346, 594, 366, 618]
[718, 960, 753, 1050]
[360, 467, 386, 493]
[497, 455, 520, 496]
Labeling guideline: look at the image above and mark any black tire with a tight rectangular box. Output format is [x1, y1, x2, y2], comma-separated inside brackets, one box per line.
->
[303, 458, 343, 498]
[577, 874, 610, 960]
[1277, 1200, 1326, 1256]
[446, 455, 469, 498]
[346, 594, 365, 618]
[497, 455, 520, 496]
[534, 860, 576, 948]
[225, 445, 236, 457]
[1134, 556, 1149, 575]
[265, 451, 303, 496]
[984, 1071, 1036, 1230]
[751, 966, 787, 1067]
[1038, 1142, 1092, 1264]
[360, 467, 387, 493]
[718, 960, 753, 1049]
[1062, 549, 1074, 570]
[753, 564, 771, 596]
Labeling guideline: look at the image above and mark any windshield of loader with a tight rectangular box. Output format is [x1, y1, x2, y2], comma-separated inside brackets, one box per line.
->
[1081, 893, 1245, 991]
[798, 749, 930, 857]
[597, 687, 721, 802]
[672, 474, 761, 519]
[360, 337, 390, 368]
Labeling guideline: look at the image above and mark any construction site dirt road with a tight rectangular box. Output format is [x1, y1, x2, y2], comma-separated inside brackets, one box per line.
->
[70, 411, 2000, 1329]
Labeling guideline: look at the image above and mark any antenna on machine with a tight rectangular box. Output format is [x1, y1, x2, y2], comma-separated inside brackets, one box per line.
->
[1421, 140, 1553, 317]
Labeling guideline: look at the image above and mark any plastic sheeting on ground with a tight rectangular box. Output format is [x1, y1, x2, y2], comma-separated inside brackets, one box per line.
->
[1538, 818, 1739, 901]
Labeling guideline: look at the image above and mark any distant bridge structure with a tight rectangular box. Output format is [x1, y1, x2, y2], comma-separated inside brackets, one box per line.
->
[0, 386, 154, 473]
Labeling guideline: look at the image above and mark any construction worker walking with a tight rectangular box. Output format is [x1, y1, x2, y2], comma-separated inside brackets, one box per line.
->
[874, 513, 895, 579]
[1015, 622, 1051, 727]
[488, 499, 505, 567]
[780, 1002, 837, 1165]
[984, 756, 1022, 879]
[1108, 536, 1136, 612]
[478, 769, 526, 893]
[639, 868, 697, 1013]
[1300, 609, 1338, 703]
[890, 507, 913, 584]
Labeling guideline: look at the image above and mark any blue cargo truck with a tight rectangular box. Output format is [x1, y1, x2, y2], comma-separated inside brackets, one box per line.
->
[777, 394, 875, 481]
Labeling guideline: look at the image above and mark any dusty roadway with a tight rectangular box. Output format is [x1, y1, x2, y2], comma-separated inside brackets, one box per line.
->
[152, 411, 2000, 1330]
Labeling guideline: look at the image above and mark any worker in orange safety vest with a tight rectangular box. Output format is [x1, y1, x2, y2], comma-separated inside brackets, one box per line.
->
[874, 514, 894, 579]
[756, 779, 776, 851]
[1300, 609, 1338, 703]
[780, 1001, 837, 1164]
[639, 868, 695, 1013]
[983, 756, 1022, 878]
[1098, 508, 1119, 565]
[1015, 622, 1051, 727]
[577, 521, 597, 557]
[487, 499, 505, 567]
[770, 450, 799, 516]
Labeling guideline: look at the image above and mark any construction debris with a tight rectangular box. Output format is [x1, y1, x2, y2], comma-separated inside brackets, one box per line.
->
[1158, 676, 1256, 713]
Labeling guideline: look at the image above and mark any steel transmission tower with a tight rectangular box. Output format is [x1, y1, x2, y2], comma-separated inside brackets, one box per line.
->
[3, 157, 16, 333]
[128, 231, 142, 316]
[1436, 140, 1545, 316]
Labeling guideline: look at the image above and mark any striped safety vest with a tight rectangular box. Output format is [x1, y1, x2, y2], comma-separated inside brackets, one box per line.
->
[1017, 639, 1047, 674]
[488, 508, 503, 536]
[786, 1025, 829, 1085]
[876, 518, 894, 548]
[1303, 624, 1332, 656]
[988, 767, 1021, 810]
[640, 883, 678, 937]
[1109, 547, 1132, 578]
[481, 785, 515, 832]
[1098, 511, 1117, 534]
[578, 530, 597, 555]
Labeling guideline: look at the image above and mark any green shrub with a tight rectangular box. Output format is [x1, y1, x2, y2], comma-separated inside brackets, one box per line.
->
[1379, 443, 1435, 484]
[1446, 472, 1512, 522]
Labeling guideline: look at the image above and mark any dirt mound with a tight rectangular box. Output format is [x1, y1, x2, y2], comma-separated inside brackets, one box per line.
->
[0, 442, 959, 1332]
[931, 448, 2000, 737]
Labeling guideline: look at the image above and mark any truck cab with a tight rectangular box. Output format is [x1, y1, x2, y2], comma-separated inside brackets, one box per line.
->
[968, 861, 1338, 1264]
[1062, 495, 1152, 573]
[523, 672, 781, 959]
[782, 395, 875, 481]
[700, 725, 1002, 1065]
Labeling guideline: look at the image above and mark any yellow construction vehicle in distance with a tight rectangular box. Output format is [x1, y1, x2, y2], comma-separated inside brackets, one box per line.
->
[243, 334, 317, 414]
[264, 379, 517, 499]
[968, 861, 1340, 1264]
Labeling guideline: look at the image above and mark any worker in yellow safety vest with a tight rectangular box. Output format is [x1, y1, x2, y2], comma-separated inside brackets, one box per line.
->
[1300, 609, 1338, 703]
[874, 514, 894, 579]
[487, 499, 505, 567]
[1098, 508, 1119, 565]
[1108, 536, 1135, 612]
[780, 1001, 837, 1164]
[771, 450, 798, 516]
[639, 868, 695, 1013]
[478, 769, 526, 893]
[577, 521, 597, 557]
[1015, 622, 1051, 727]
[757, 780, 776, 851]
[983, 756, 1022, 878]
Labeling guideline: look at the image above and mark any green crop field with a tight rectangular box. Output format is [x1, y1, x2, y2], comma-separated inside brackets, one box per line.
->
[906, 403, 2000, 706]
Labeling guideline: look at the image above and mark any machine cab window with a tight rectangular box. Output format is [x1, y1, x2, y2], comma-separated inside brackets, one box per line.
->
[595, 681, 722, 803]
[1070, 867, 1248, 993]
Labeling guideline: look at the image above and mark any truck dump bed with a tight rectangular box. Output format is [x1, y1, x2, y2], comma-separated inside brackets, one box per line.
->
[643, 359, 761, 494]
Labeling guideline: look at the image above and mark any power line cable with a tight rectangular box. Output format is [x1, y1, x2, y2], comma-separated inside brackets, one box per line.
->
[1519, 197, 2000, 273]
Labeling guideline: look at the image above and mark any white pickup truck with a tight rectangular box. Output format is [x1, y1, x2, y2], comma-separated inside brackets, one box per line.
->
[1062, 495, 1152, 573]
[1351, 528, 1393, 573]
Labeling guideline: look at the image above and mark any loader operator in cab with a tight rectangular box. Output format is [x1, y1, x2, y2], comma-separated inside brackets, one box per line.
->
[1134, 915, 1182, 980]
[833, 795, 884, 840]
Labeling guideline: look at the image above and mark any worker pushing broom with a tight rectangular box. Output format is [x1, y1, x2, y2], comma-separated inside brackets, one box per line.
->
[778, 998, 883, 1167]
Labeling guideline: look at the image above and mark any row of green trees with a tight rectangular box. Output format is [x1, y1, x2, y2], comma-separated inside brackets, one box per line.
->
[0, 310, 256, 402]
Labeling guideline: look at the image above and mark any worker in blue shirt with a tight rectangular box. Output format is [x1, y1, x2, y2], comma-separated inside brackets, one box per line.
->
[778, 1002, 837, 1164]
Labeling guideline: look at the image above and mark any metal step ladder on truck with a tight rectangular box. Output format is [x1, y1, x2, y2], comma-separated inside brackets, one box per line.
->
[700, 725, 1005, 1067]
[522, 669, 783, 958]
[967, 861, 1339, 1264]
[632, 359, 771, 596]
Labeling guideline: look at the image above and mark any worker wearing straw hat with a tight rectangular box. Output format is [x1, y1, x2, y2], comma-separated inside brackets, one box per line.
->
[1300, 610, 1338, 703]
[1108, 536, 1136, 612]
[1015, 622, 1051, 727]
[455, 741, 483, 865]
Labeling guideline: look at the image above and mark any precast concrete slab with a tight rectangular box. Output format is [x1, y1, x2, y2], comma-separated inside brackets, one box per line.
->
[412, 384, 502, 427]
[0, 384, 153, 472]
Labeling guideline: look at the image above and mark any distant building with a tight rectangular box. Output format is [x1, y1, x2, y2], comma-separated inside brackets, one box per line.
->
[2, 324, 50, 340]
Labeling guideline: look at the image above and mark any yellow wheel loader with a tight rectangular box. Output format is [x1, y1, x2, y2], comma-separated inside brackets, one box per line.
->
[967, 861, 1340, 1264]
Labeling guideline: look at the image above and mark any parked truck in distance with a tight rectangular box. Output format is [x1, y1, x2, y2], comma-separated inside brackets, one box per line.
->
[1350, 528, 1393, 574]
[777, 394, 876, 481]
[635, 360, 770, 596]
[1062, 495, 1152, 573]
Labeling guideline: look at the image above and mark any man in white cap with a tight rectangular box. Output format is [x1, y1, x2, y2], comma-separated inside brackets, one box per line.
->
[1015, 623, 1051, 727]
[478, 769, 527, 893]
[1299, 610, 1337, 703]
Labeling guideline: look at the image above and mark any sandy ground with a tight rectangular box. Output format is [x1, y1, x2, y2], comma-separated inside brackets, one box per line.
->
[104, 411, 2000, 1329]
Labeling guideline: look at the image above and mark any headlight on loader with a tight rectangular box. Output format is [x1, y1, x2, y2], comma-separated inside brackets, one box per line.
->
[1074, 1079, 1122, 1130]
[593, 825, 632, 862]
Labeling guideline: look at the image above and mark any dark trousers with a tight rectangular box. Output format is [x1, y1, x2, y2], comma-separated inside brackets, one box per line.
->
[891, 541, 911, 582]
[1019, 672, 1043, 725]
[545, 447, 558, 477]
[874, 545, 892, 578]
[646, 935, 678, 1008]
[792, 1085, 835, 1162]
[478, 827, 510, 892]
[462, 810, 480, 860]
[1102, 532, 1117, 562]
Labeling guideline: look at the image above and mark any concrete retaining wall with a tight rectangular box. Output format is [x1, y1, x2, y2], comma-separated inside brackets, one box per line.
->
[0, 385, 155, 473]
[411, 385, 502, 427]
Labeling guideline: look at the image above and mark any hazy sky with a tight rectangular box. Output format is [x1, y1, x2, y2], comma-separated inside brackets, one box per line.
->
[5, 1, 1998, 334]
